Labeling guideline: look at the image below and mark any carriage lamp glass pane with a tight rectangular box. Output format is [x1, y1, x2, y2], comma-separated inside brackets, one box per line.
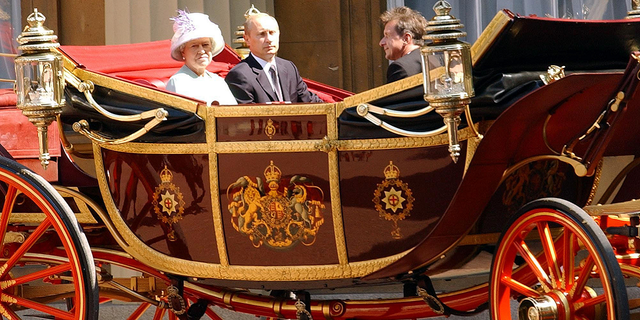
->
[15, 59, 60, 107]
[422, 49, 473, 100]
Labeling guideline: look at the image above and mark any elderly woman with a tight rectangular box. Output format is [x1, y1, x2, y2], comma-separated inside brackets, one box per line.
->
[166, 10, 237, 105]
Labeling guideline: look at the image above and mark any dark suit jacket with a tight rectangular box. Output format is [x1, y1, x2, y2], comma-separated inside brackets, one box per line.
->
[386, 48, 423, 83]
[225, 55, 323, 104]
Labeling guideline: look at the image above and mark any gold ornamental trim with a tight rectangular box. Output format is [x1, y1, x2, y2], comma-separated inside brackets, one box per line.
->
[339, 125, 478, 151]
[586, 160, 603, 206]
[470, 10, 512, 65]
[326, 106, 348, 265]
[94, 142, 409, 280]
[98, 133, 463, 155]
[339, 74, 423, 115]
[0, 280, 15, 290]
[91, 142, 208, 154]
[216, 140, 324, 153]
[212, 103, 334, 117]
[206, 108, 229, 266]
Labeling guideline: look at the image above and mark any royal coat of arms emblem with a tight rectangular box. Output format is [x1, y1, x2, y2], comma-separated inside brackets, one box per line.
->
[226, 161, 325, 249]
[373, 161, 414, 239]
[152, 166, 186, 241]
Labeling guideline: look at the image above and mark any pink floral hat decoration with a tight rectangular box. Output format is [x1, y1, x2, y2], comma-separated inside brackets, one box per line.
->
[170, 9, 225, 61]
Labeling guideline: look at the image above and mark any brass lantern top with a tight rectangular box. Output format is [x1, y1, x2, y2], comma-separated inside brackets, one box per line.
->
[17, 9, 60, 53]
[628, 0, 640, 19]
[423, 0, 467, 42]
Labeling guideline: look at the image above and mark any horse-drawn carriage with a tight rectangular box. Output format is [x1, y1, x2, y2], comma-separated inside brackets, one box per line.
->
[2, 1, 640, 319]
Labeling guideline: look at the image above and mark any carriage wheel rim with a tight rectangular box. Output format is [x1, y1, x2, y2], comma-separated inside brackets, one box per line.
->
[0, 166, 91, 319]
[490, 208, 618, 320]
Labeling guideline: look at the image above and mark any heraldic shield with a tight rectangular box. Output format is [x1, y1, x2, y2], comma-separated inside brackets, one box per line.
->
[226, 161, 325, 249]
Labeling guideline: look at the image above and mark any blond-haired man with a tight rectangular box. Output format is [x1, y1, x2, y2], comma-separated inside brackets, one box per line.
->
[225, 13, 322, 104]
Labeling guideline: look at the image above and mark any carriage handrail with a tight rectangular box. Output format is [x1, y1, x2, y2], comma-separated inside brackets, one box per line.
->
[356, 103, 448, 137]
[355, 102, 483, 139]
[72, 115, 167, 145]
[362, 103, 435, 118]
[64, 69, 169, 145]
[0, 53, 16, 83]
[64, 69, 168, 123]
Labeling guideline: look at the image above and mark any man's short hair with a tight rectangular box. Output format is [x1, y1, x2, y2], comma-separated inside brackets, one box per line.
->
[244, 12, 279, 33]
[380, 6, 427, 45]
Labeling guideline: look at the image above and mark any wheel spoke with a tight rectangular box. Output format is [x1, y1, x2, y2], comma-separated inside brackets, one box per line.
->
[0, 185, 18, 244]
[127, 303, 151, 320]
[500, 275, 540, 297]
[570, 255, 594, 301]
[513, 239, 552, 290]
[0, 302, 21, 320]
[0, 218, 52, 278]
[574, 294, 606, 312]
[8, 293, 75, 320]
[561, 230, 575, 290]
[537, 222, 561, 289]
[7, 262, 72, 288]
[152, 305, 166, 320]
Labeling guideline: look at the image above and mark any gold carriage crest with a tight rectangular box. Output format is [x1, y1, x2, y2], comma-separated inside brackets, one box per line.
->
[227, 161, 325, 249]
[152, 166, 186, 241]
[373, 161, 414, 239]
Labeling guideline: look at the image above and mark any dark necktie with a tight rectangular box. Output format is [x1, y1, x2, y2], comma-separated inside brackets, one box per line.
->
[269, 65, 283, 102]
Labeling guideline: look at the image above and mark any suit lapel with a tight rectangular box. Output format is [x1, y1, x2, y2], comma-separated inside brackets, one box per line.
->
[276, 57, 291, 101]
[247, 55, 277, 101]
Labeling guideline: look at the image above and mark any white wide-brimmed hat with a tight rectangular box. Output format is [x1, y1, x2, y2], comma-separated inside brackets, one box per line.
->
[170, 10, 225, 61]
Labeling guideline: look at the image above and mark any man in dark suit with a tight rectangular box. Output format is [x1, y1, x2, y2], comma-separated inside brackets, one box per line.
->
[379, 7, 428, 83]
[225, 13, 323, 104]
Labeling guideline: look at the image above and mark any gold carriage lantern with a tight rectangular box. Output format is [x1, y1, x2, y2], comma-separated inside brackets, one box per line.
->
[628, 0, 640, 19]
[14, 9, 64, 169]
[421, 0, 474, 163]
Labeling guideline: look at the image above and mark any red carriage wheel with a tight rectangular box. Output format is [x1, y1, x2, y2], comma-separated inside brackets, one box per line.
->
[0, 157, 98, 319]
[91, 250, 225, 320]
[490, 198, 628, 320]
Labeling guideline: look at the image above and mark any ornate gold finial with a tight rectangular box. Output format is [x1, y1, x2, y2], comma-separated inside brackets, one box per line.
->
[384, 161, 400, 180]
[433, 0, 452, 16]
[234, 5, 262, 58]
[628, 0, 640, 18]
[244, 4, 261, 19]
[160, 165, 174, 183]
[264, 160, 282, 182]
[540, 65, 565, 85]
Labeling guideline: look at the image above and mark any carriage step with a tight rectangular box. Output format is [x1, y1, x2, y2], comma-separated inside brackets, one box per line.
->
[583, 199, 640, 217]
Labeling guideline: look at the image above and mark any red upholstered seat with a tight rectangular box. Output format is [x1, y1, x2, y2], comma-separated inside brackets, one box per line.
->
[58, 40, 351, 102]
